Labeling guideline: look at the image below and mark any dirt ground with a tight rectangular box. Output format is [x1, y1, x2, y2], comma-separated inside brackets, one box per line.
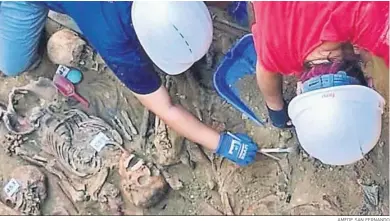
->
[0, 7, 388, 216]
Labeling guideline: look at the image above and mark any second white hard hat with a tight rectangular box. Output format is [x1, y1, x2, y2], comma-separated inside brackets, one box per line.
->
[288, 85, 385, 165]
[131, 1, 213, 75]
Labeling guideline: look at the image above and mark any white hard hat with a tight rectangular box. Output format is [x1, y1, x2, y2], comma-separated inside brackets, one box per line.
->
[131, 1, 213, 75]
[288, 85, 385, 165]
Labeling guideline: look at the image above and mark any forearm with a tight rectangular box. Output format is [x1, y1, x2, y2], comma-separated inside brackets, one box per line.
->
[135, 85, 257, 167]
[256, 62, 284, 110]
[135, 86, 220, 151]
[157, 104, 220, 151]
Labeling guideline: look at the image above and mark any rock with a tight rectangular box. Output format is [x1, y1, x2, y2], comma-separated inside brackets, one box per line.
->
[198, 202, 223, 216]
[241, 113, 249, 120]
[161, 171, 183, 191]
[207, 179, 216, 190]
[185, 141, 210, 164]
[280, 130, 293, 142]
[180, 150, 194, 169]
[220, 34, 233, 54]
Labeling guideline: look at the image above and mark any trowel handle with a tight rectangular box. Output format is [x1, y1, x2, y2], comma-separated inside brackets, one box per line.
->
[72, 93, 89, 108]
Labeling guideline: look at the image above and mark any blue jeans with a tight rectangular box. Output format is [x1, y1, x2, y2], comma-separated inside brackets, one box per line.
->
[0, 1, 48, 76]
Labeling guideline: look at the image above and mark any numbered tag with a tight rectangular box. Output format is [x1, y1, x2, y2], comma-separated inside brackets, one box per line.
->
[90, 132, 110, 152]
[3, 178, 20, 197]
[56, 65, 71, 77]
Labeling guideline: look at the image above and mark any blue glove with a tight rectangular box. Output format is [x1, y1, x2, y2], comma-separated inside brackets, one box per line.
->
[267, 100, 292, 129]
[216, 132, 258, 166]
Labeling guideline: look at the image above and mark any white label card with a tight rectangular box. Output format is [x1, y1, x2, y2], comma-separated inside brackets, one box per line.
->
[3, 178, 20, 197]
[56, 65, 71, 77]
[89, 132, 110, 152]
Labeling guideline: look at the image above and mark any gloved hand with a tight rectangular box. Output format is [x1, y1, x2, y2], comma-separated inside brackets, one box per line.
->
[216, 132, 258, 166]
[266, 100, 292, 129]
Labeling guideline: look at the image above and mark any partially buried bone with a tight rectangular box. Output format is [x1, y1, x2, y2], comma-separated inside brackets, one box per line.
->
[153, 116, 184, 166]
[98, 182, 124, 215]
[0, 165, 47, 215]
[0, 78, 59, 135]
[2, 133, 28, 156]
[121, 110, 138, 135]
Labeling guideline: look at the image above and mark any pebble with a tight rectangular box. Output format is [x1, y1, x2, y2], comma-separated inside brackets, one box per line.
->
[299, 166, 305, 172]
[207, 180, 216, 190]
[329, 167, 333, 172]
[190, 195, 194, 199]
[280, 131, 293, 141]
[241, 114, 249, 120]
[379, 141, 385, 148]
[176, 94, 186, 99]
[221, 36, 231, 54]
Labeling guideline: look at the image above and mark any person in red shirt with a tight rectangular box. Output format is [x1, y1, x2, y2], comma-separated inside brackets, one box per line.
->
[250, 2, 388, 165]
[251, 1, 389, 128]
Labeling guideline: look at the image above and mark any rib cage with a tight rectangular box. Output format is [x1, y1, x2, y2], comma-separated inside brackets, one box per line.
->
[41, 109, 120, 178]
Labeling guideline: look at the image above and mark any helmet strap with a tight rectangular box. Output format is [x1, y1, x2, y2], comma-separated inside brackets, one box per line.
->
[302, 71, 360, 93]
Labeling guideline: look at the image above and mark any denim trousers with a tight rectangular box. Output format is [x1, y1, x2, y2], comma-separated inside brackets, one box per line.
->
[0, 1, 48, 76]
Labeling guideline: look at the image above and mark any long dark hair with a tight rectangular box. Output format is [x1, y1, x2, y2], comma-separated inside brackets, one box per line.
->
[301, 43, 368, 86]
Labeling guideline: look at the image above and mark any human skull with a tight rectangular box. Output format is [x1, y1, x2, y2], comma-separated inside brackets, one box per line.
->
[47, 28, 94, 68]
[1, 165, 47, 215]
[119, 153, 168, 208]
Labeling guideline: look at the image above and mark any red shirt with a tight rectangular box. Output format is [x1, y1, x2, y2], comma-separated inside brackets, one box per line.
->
[251, 1, 389, 77]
